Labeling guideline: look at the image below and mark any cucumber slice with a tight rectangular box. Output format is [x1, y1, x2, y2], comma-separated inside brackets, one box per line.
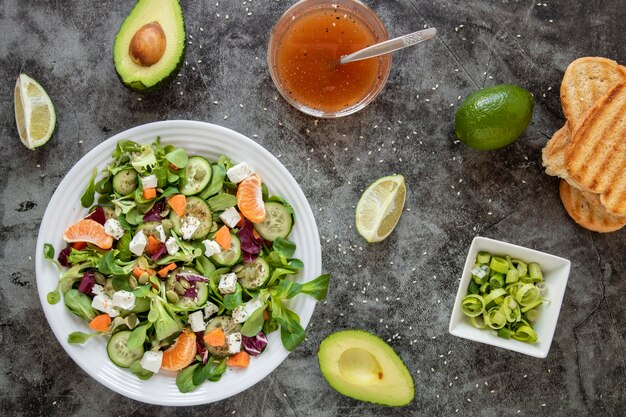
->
[107, 330, 144, 368]
[210, 235, 241, 266]
[253, 202, 293, 241]
[200, 164, 226, 199]
[179, 156, 212, 196]
[169, 196, 212, 240]
[235, 257, 270, 289]
[204, 316, 241, 356]
[166, 267, 210, 308]
[112, 169, 138, 196]
[136, 221, 172, 238]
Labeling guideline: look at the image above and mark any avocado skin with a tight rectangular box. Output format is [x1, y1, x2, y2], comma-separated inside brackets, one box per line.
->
[113, 0, 186, 93]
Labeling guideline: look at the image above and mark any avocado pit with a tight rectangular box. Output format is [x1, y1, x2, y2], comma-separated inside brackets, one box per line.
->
[338, 347, 383, 385]
[129, 21, 166, 67]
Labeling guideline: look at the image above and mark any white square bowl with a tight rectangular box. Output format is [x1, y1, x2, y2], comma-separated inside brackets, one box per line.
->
[449, 237, 571, 358]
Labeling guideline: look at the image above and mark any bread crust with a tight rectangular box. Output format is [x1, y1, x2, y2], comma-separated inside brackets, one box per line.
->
[559, 180, 626, 233]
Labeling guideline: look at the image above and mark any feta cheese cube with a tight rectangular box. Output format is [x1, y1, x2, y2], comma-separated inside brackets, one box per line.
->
[141, 174, 158, 190]
[218, 273, 237, 294]
[202, 239, 222, 257]
[232, 298, 265, 323]
[91, 294, 119, 317]
[204, 302, 219, 319]
[140, 351, 163, 373]
[155, 224, 166, 242]
[112, 290, 136, 311]
[219, 207, 241, 228]
[129, 230, 148, 256]
[91, 284, 104, 295]
[227, 332, 242, 355]
[226, 162, 255, 183]
[180, 216, 200, 240]
[104, 218, 125, 240]
[165, 237, 180, 255]
[188, 310, 205, 332]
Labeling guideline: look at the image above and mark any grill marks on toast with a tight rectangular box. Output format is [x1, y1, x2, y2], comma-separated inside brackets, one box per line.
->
[542, 124, 571, 178]
[566, 82, 626, 216]
[559, 180, 626, 233]
[560, 57, 626, 127]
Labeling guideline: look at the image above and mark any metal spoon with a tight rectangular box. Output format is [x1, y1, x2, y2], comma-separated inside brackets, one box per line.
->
[339, 27, 437, 65]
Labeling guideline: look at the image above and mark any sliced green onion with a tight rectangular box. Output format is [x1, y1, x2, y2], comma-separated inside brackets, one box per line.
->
[502, 296, 521, 322]
[515, 284, 540, 306]
[476, 251, 491, 264]
[470, 315, 486, 329]
[497, 328, 515, 339]
[505, 269, 519, 284]
[525, 309, 540, 322]
[480, 282, 489, 293]
[461, 294, 485, 317]
[536, 282, 548, 294]
[521, 298, 543, 313]
[529, 262, 543, 282]
[484, 307, 507, 329]
[489, 274, 504, 290]
[484, 288, 507, 306]
[511, 259, 527, 277]
[468, 280, 480, 295]
[489, 256, 509, 274]
[512, 326, 538, 343]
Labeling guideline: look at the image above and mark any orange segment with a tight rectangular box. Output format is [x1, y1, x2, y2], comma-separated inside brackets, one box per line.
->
[161, 330, 197, 371]
[63, 219, 113, 250]
[236, 174, 266, 223]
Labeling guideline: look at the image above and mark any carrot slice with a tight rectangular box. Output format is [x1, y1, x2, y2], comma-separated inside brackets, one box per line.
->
[143, 187, 157, 200]
[89, 314, 112, 332]
[227, 351, 250, 368]
[214, 226, 232, 250]
[158, 262, 177, 278]
[71, 242, 88, 250]
[168, 194, 187, 217]
[132, 267, 146, 278]
[263, 309, 269, 321]
[236, 211, 245, 228]
[203, 328, 226, 347]
[145, 235, 161, 254]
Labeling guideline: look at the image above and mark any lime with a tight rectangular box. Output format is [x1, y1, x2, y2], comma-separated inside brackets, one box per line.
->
[356, 175, 406, 243]
[455, 84, 534, 150]
[14, 73, 56, 150]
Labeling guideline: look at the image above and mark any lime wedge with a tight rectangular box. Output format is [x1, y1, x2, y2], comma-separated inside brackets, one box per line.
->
[356, 175, 407, 243]
[14, 73, 56, 150]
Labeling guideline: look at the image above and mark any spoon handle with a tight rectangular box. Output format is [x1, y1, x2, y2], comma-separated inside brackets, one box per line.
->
[339, 28, 437, 64]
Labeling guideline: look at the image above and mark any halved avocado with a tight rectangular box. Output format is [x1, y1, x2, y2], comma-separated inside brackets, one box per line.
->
[318, 330, 414, 407]
[113, 0, 185, 92]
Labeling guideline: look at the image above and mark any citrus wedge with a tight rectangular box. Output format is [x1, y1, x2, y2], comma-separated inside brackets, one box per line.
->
[63, 219, 113, 250]
[14, 73, 56, 149]
[236, 174, 267, 223]
[161, 330, 197, 371]
[355, 175, 406, 243]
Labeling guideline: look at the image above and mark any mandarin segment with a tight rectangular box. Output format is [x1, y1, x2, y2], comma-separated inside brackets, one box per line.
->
[63, 219, 113, 249]
[236, 174, 267, 223]
[161, 330, 197, 371]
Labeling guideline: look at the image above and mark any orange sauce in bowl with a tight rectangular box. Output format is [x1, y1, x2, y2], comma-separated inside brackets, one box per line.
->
[273, 6, 383, 113]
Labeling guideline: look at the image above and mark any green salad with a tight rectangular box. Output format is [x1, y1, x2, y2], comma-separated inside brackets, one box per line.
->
[44, 138, 329, 393]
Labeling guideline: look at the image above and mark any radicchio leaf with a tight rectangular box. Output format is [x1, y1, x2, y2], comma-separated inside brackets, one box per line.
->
[242, 332, 268, 356]
[151, 243, 167, 260]
[143, 200, 165, 222]
[85, 206, 106, 225]
[238, 220, 264, 262]
[77, 271, 96, 296]
[176, 273, 208, 283]
[58, 246, 72, 267]
[195, 332, 209, 364]
[183, 287, 198, 298]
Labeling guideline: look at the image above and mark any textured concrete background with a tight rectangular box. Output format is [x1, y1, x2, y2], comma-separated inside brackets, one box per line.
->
[1, 0, 625, 416]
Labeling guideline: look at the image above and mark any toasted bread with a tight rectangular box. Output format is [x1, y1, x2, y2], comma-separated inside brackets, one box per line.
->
[559, 180, 626, 232]
[560, 57, 626, 127]
[565, 82, 626, 216]
[542, 124, 571, 178]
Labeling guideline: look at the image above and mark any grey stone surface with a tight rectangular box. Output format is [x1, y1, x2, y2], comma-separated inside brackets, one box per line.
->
[1, 0, 625, 416]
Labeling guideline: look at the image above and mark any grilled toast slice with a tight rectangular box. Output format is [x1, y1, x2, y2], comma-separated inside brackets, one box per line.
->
[542, 124, 571, 178]
[559, 180, 626, 232]
[565, 82, 626, 216]
[560, 57, 626, 127]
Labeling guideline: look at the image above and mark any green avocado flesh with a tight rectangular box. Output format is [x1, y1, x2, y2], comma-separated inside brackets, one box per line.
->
[318, 330, 415, 407]
[113, 0, 185, 92]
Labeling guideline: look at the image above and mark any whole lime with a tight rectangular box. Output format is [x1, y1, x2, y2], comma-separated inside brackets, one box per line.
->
[455, 84, 534, 150]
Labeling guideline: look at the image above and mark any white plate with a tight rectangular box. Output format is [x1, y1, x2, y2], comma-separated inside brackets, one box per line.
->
[35, 120, 322, 405]
[449, 237, 570, 358]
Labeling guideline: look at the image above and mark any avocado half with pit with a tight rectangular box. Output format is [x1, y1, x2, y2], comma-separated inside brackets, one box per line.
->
[318, 330, 414, 407]
[113, 0, 185, 92]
